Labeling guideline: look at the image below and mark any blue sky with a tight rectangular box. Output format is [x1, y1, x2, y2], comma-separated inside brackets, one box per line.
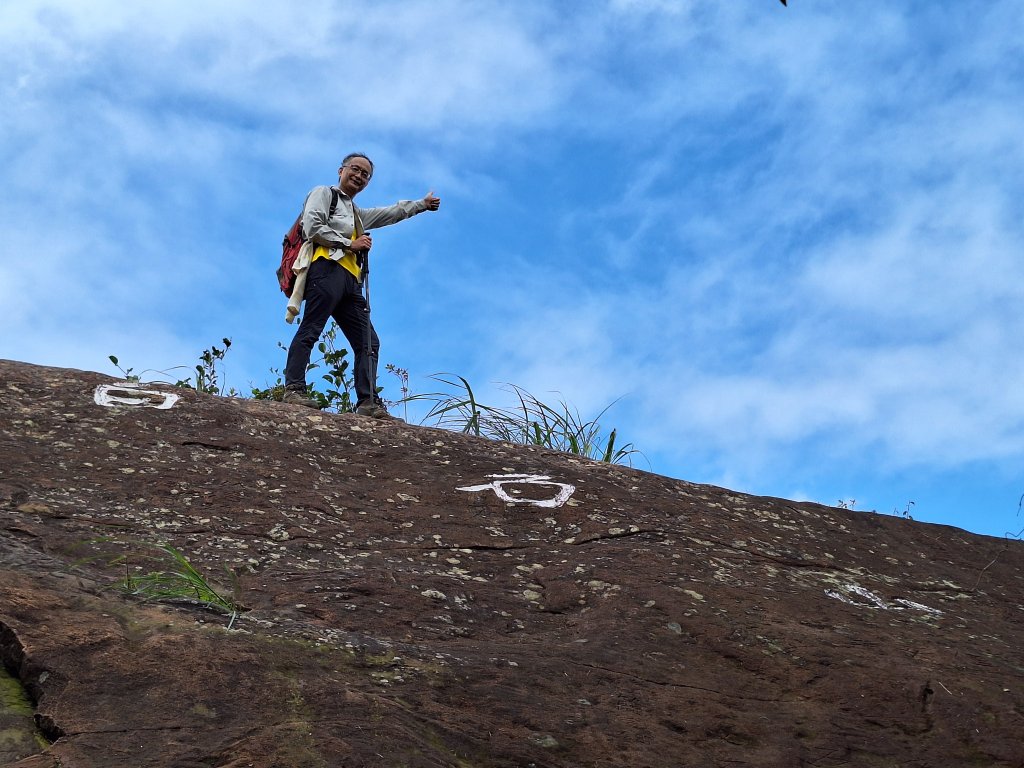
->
[3, 1, 1023, 539]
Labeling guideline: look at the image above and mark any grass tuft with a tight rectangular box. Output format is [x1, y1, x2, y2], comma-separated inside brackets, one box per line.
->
[407, 374, 641, 466]
[110, 541, 243, 629]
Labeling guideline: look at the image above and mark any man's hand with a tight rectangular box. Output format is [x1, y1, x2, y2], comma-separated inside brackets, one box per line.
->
[351, 234, 372, 251]
[423, 191, 441, 211]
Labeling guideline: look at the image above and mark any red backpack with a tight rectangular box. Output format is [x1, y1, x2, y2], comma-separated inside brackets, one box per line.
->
[277, 188, 339, 296]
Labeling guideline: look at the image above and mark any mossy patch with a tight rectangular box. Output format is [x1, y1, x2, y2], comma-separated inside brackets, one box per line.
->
[0, 665, 48, 760]
[0, 669, 33, 716]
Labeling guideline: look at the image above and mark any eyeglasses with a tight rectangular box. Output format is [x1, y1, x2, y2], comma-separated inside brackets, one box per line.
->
[343, 165, 372, 180]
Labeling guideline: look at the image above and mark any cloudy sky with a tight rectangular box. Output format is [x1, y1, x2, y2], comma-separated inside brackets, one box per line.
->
[3, 1, 1023, 539]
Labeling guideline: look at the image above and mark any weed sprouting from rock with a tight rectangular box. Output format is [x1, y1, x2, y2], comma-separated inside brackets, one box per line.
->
[108, 339, 238, 396]
[175, 338, 234, 395]
[102, 541, 243, 629]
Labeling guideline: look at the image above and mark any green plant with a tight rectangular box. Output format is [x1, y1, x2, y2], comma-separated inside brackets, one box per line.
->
[252, 323, 358, 412]
[115, 542, 242, 629]
[109, 339, 237, 396]
[386, 363, 410, 422]
[893, 501, 915, 520]
[309, 324, 356, 411]
[250, 340, 290, 403]
[107, 355, 140, 382]
[174, 338, 234, 395]
[407, 374, 640, 465]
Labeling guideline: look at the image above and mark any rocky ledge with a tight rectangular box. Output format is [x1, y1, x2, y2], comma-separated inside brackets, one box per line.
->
[1, 359, 1022, 767]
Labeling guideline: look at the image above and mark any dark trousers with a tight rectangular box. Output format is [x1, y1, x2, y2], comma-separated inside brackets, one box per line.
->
[284, 258, 380, 406]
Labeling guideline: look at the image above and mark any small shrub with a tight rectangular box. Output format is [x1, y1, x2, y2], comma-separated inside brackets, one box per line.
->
[175, 338, 235, 395]
[251, 323, 357, 412]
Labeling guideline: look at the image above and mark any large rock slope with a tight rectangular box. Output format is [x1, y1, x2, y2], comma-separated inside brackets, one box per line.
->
[1, 359, 1022, 768]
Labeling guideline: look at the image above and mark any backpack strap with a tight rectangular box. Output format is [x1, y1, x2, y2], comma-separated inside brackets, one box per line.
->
[353, 204, 363, 238]
[328, 187, 339, 220]
[299, 186, 341, 240]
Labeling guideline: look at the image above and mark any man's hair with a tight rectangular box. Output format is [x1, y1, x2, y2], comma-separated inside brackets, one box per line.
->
[340, 152, 374, 175]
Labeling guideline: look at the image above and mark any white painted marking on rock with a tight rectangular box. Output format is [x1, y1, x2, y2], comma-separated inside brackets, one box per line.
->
[94, 383, 180, 410]
[457, 474, 576, 508]
[824, 582, 942, 615]
[893, 598, 944, 615]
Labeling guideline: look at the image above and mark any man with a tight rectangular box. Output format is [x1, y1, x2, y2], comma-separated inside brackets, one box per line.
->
[282, 153, 440, 416]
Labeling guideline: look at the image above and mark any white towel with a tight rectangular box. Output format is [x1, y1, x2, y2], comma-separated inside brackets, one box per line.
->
[285, 241, 316, 323]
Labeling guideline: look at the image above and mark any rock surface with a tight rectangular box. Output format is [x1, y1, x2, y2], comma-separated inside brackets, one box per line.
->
[1, 358, 1023, 768]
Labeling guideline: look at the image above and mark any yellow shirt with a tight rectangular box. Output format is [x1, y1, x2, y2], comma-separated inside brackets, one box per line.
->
[311, 205, 362, 279]
[312, 244, 361, 280]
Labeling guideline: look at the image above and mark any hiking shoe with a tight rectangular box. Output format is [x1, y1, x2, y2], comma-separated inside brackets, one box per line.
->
[355, 400, 399, 420]
[282, 389, 320, 409]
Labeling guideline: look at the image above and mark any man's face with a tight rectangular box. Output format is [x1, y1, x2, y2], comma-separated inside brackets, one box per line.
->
[338, 157, 373, 197]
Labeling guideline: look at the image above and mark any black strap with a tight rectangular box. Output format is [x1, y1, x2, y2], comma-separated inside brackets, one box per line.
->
[299, 187, 340, 240]
[328, 187, 339, 219]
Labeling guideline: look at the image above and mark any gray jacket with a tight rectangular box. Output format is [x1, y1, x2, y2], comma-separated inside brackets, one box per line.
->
[301, 185, 429, 253]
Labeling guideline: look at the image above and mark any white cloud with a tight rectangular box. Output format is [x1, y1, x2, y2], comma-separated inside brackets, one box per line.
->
[629, 181, 1024, 473]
